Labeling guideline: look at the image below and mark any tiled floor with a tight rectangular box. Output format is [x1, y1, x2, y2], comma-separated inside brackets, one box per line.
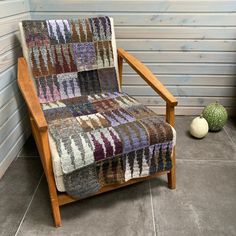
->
[0, 116, 236, 236]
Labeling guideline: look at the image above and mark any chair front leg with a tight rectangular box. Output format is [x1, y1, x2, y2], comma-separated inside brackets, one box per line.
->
[165, 103, 176, 189]
[30, 116, 62, 227]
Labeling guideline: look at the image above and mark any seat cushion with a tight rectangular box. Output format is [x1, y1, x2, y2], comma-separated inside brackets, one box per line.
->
[42, 91, 176, 192]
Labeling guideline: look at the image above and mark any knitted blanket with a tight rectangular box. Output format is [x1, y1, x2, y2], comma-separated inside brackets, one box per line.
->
[22, 17, 175, 198]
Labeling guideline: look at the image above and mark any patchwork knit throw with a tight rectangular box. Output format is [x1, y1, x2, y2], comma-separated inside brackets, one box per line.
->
[22, 17, 175, 199]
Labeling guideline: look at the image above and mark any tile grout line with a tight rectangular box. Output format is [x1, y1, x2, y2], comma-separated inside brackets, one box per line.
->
[177, 159, 236, 163]
[14, 173, 44, 236]
[223, 126, 236, 148]
[16, 155, 40, 159]
[148, 180, 158, 236]
[15, 155, 40, 161]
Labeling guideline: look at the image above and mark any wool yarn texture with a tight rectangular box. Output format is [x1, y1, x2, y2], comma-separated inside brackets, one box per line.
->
[22, 17, 175, 198]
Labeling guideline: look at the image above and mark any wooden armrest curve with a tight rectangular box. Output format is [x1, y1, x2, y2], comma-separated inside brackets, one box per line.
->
[17, 57, 48, 131]
[117, 48, 178, 106]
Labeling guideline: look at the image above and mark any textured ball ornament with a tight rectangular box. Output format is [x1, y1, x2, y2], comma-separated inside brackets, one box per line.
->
[189, 115, 209, 139]
[202, 102, 228, 131]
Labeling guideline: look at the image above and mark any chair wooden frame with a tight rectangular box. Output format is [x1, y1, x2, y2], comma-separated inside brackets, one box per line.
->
[17, 48, 178, 227]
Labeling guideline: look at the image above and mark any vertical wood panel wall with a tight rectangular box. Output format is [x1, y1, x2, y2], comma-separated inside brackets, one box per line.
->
[30, 0, 236, 115]
[1, 0, 236, 176]
[0, 0, 31, 177]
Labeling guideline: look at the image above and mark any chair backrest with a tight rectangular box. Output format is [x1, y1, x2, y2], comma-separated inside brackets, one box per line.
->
[19, 17, 119, 103]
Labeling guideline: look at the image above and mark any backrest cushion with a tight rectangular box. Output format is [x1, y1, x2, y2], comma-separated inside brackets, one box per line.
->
[20, 17, 119, 103]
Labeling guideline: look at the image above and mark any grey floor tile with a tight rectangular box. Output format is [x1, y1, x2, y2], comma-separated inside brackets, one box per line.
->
[2, 115, 236, 235]
[0, 158, 43, 236]
[175, 116, 236, 160]
[224, 118, 236, 146]
[17, 178, 155, 236]
[18, 136, 39, 158]
[150, 160, 236, 236]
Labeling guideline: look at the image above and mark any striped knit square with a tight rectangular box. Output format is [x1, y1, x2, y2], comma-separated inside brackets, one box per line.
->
[76, 113, 110, 132]
[41, 100, 66, 111]
[149, 142, 173, 174]
[87, 91, 124, 103]
[87, 127, 123, 162]
[57, 72, 81, 99]
[29, 45, 55, 78]
[63, 163, 100, 198]
[89, 17, 112, 41]
[95, 41, 114, 68]
[124, 147, 150, 181]
[102, 108, 135, 127]
[68, 101, 97, 117]
[92, 97, 120, 113]
[70, 18, 93, 43]
[51, 44, 77, 74]
[97, 155, 125, 187]
[114, 95, 140, 109]
[126, 104, 156, 120]
[114, 121, 149, 154]
[46, 20, 72, 44]
[22, 21, 50, 48]
[35, 75, 60, 103]
[97, 68, 119, 92]
[44, 107, 73, 123]
[140, 116, 173, 145]
[77, 70, 101, 95]
[73, 43, 97, 71]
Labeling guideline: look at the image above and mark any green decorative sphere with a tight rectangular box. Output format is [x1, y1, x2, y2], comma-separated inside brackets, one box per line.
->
[202, 102, 228, 131]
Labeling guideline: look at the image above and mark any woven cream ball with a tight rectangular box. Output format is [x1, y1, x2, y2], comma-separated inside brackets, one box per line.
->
[189, 115, 209, 139]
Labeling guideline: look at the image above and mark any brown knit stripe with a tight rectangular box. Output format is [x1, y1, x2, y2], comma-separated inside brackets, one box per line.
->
[97, 155, 125, 187]
[140, 117, 173, 145]
[95, 41, 114, 68]
[126, 104, 156, 120]
[76, 113, 110, 132]
[92, 98, 121, 112]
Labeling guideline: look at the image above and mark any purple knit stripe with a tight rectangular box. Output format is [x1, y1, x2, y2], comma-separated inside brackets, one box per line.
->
[110, 110, 129, 124]
[52, 83, 61, 101]
[114, 92, 125, 97]
[105, 92, 119, 99]
[90, 127, 123, 162]
[102, 108, 135, 127]
[72, 43, 79, 64]
[117, 109, 135, 123]
[117, 127, 133, 153]
[100, 131, 114, 158]
[103, 113, 119, 127]
[78, 42, 97, 71]
[126, 125, 140, 150]
[133, 122, 149, 148]
[90, 132, 105, 161]
[149, 142, 173, 152]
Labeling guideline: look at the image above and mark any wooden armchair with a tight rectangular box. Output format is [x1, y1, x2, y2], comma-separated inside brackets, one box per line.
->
[18, 18, 177, 227]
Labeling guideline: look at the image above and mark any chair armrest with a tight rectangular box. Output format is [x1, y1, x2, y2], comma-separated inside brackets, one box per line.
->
[17, 57, 48, 131]
[117, 48, 178, 106]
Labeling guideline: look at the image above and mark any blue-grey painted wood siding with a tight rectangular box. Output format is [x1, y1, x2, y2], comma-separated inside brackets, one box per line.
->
[0, 0, 31, 178]
[1, 0, 236, 176]
[30, 0, 236, 115]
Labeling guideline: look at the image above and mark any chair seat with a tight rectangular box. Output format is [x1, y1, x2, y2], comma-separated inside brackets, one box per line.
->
[43, 91, 176, 194]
